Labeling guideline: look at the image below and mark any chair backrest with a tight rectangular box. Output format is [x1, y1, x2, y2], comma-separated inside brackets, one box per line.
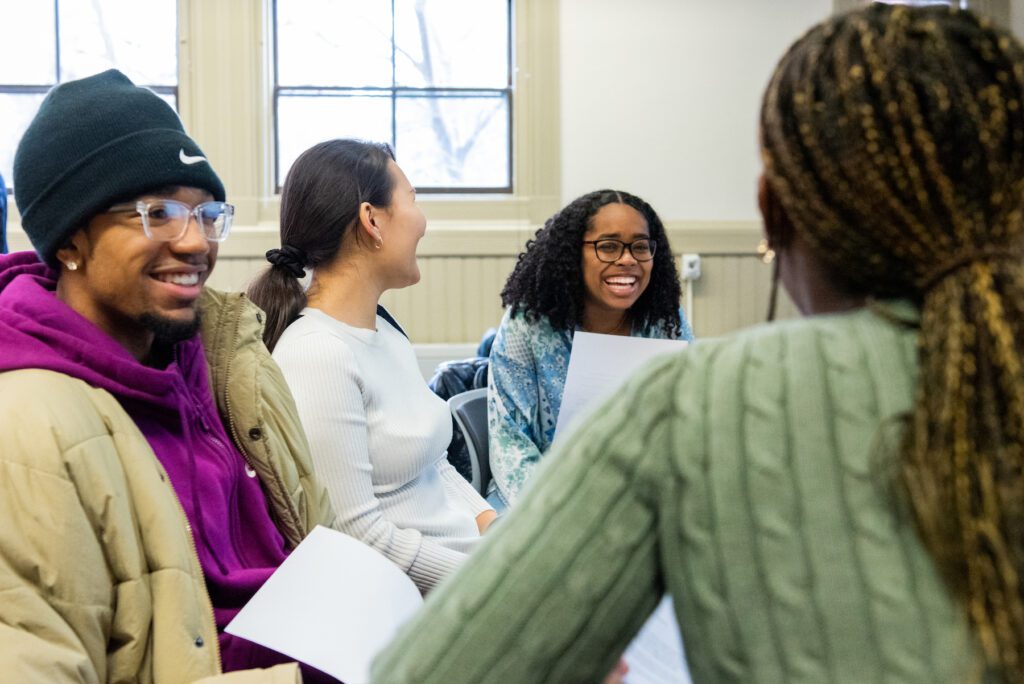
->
[448, 388, 490, 496]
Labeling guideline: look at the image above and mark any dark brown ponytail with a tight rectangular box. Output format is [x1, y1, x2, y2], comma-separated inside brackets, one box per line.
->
[247, 139, 395, 351]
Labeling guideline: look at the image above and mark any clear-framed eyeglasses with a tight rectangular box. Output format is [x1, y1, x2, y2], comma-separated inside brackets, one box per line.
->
[582, 238, 657, 263]
[105, 198, 235, 243]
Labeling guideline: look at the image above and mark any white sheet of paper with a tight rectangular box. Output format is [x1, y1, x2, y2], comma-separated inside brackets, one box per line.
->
[554, 331, 688, 438]
[623, 596, 692, 684]
[225, 525, 422, 684]
[554, 334, 692, 682]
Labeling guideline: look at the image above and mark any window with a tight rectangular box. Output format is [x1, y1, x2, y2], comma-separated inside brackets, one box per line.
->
[0, 0, 178, 190]
[273, 0, 513, 193]
[2, 0, 557, 230]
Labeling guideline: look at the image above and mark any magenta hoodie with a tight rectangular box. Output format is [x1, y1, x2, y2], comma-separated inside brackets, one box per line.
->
[0, 251, 334, 678]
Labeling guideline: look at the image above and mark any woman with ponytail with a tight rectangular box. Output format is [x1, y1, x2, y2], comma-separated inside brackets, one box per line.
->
[372, 5, 1024, 682]
[248, 139, 494, 594]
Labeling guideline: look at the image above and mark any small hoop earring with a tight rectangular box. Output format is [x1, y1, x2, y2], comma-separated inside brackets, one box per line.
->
[66, 261, 79, 271]
[756, 238, 775, 265]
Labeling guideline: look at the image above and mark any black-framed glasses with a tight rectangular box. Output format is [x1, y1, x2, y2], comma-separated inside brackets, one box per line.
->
[105, 199, 235, 243]
[582, 238, 656, 263]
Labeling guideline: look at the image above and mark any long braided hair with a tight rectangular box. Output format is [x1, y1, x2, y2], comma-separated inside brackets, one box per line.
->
[761, 4, 1024, 676]
[500, 189, 682, 336]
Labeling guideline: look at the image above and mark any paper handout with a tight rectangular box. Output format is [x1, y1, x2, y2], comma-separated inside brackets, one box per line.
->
[225, 525, 422, 684]
[553, 332, 692, 682]
[623, 596, 692, 684]
[554, 331, 688, 438]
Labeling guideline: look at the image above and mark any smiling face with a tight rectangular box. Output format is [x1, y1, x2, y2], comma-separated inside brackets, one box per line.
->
[580, 202, 653, 326]
[57, 186, 218, 358]
[375, 161, 427, 289]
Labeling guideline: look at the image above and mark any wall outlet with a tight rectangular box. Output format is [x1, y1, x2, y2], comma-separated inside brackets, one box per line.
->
[681, 253, 701, 281]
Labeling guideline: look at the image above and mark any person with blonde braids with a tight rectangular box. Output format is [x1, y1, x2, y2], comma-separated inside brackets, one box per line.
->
[759, 4, 1024, 679]
[371, 4, 1024, 683]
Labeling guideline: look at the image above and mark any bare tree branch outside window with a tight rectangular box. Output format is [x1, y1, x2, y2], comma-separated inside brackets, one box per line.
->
[274, 0, 512, 193]
[0, 0, 176, 189]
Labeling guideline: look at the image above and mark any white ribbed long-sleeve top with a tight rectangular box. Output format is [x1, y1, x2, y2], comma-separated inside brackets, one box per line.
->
[273, 307, 491, 593]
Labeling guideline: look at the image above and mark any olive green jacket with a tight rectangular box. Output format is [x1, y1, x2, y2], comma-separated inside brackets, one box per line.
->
[0, 289, 334, 683]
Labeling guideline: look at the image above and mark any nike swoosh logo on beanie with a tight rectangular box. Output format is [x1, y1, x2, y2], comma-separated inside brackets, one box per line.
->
[13, 70, 225, 265]
[179, 148, 208, 165]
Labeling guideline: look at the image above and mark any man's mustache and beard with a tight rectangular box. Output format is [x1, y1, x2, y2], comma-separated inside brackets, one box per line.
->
[138, 310, 203, 366]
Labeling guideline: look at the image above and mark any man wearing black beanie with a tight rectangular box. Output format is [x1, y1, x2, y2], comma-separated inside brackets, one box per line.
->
[0, 70, 336, 682]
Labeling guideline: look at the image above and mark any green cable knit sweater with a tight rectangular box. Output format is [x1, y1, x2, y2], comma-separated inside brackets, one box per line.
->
[372, 304, 982, 683]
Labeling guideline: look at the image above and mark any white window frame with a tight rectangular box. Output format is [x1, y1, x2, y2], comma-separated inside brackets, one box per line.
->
[272, 0, 515, 195]
[6, 0, 558, 247]
[177, 0, 559, 232]
[2, 1, 179, 227]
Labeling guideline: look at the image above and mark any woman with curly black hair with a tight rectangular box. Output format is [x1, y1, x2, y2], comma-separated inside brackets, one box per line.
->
[488, 189, 693, 506]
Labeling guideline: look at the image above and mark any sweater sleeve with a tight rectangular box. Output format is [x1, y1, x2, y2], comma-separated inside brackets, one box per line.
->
[276, 333, 467, 593]
[371, 352, 686, 684]
[437, 457, 493, 516]
[487, 312, 546, 505]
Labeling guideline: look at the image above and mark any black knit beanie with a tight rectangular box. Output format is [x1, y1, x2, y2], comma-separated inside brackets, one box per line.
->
[13, 69, 225, 266]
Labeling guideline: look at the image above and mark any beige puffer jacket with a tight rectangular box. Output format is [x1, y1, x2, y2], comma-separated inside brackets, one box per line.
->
[0, 289, 335, 683]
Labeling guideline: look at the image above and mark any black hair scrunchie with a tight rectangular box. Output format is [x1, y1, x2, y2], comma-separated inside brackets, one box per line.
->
[266, 245, 307, 279]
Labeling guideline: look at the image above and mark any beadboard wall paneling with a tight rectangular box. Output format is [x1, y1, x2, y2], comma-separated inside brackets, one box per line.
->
[690, 254, 797, 338]
[202, 243, 797, 342]
[208, 252, 795, 342]
[7, 222, 797, 342]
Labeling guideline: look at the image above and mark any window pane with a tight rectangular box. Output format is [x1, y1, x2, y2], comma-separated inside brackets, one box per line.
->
[396, 92, 509, 189]
[58, 0, 177, 85]
[0, 93, 47, 187]
[277, 0, 393, 87]
[0, 0, 56, 84]
[394, 0, 509, 88]
[277, 93, 393, 185]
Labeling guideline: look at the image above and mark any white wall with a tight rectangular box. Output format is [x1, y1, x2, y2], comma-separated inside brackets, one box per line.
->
[559, 0, 833, 222]
[1014, 0, 1024, 38]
